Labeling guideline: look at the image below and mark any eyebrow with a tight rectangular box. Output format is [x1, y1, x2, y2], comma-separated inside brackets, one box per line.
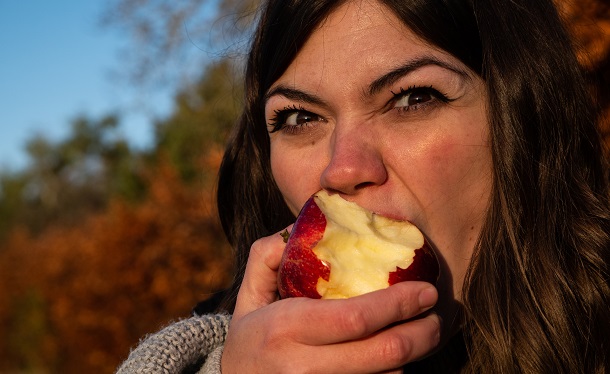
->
[265, 86, 329, 108]
[264, 56, 469, 105]
[367, 56, 470, 96]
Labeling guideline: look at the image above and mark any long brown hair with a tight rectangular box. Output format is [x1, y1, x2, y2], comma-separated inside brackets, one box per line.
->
[216, 0, 610, 372]
[463, 0, 610, 372]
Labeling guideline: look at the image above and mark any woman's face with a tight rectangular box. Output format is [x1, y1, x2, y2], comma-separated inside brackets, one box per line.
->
[265, 0, 491, 319]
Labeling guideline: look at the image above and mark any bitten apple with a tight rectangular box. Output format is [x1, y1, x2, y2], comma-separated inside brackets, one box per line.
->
[278, 190, 439, 299]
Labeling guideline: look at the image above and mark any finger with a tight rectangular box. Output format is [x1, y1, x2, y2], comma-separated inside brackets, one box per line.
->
[315, 313, 442, 374]
[262, 312, 441, 374]
[233, 226, 293, 320]
[278, 281, 438, 346]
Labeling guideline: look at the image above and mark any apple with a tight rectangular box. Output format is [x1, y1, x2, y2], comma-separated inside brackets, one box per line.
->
[278, 190, 439, 299]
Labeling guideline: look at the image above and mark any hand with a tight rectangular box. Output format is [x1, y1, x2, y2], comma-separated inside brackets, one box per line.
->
[221, 227, 441, 373]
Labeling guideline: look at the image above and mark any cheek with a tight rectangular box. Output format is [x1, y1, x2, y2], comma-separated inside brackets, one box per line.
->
[425, 138, 490, 197]
[412, 131, 492, 247]
[270, 143, 324, 215]
[404, 131, 491, 301]
[391, 118, 491, 233]
[407, 112, 490, 208]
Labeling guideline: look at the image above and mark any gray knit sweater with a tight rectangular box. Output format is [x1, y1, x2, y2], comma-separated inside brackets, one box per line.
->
[116, 314, 231, 374]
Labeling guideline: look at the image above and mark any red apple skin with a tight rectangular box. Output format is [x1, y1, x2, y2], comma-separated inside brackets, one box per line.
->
[388, 243, 439, 285]
[278, 193, 440, 299]
[278, 196, 329, 299]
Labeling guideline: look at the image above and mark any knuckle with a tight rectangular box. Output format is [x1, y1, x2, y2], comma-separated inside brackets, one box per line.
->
[395, 288, 421, 318]
[248, 234, 283, 268]
[337, 306, 369, 336]
[260, 323, 288, 351]
[249, 238, 267, 259]
[259, 327, 318, 374]
[379, 333, 412, 366]
[249, 239, 273, 266]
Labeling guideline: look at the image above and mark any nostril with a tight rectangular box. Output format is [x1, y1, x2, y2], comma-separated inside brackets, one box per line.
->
[354, 181, 376, 190]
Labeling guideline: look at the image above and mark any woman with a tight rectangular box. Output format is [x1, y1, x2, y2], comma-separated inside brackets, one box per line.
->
[117, 0, 610, 372]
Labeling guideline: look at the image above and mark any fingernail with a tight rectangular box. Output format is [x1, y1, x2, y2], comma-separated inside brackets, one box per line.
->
[418, 286, 437, 309]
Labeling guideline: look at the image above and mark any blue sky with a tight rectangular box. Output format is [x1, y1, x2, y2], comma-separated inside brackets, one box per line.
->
[0, 1, 174, 172]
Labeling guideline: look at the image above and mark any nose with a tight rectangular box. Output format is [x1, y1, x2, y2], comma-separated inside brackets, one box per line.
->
[320, 127, 387, 195]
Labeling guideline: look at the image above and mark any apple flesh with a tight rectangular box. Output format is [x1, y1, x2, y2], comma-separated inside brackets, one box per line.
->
[278, 190, 439, 299]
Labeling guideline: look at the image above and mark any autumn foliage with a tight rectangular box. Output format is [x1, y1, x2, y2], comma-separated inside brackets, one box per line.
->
[0, 150, 233, 373]
[561, 0, 610, 133]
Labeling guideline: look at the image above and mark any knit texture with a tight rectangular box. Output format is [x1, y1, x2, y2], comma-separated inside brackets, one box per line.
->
[116, 314, 231, 374]
[198, 346, 224, 374]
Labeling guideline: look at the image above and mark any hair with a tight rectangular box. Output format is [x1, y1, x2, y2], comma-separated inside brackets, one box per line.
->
[216, 0, 610, 372]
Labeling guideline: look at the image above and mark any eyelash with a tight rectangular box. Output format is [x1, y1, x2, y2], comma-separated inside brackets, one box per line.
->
[390, 85, 452, 113]
[267, 104, 323, 134]
[267, 85, 452, 134]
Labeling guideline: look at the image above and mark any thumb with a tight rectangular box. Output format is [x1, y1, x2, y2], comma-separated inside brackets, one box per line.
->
[233, 226, 292, 320]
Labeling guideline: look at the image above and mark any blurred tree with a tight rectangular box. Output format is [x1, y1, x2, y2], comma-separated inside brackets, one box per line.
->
[153, 59, 243, 181]
[100, 0, 259, 89]
[0, 6, 244, 369]
[0, 154, 232, 373]
[0, 173, 27, 242]
[0, 114, 145, 239]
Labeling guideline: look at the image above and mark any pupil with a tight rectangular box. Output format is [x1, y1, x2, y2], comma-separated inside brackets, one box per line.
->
[409, 92, 431, 105]
[297, 113, 312, 124]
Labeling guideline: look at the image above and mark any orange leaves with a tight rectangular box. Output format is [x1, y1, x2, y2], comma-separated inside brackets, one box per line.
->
[560, 0, 610, 133]
[0, 154, 233, 373]
[559, 0, 610, 67]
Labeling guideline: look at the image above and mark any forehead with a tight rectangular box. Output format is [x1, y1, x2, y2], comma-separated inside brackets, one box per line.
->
[317, 0, 408, 44]
[270, 0, 450, 92]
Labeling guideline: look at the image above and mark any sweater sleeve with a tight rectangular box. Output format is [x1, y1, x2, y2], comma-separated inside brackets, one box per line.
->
[198, 345, 224, 374]
[116, 313, 231, 374]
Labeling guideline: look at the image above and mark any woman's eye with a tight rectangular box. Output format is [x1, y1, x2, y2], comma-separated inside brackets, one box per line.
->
[392, 86, 450, 112]
[285, 111, 320, 126]
[268, 106, 325, 134]
[395, 91, 432, 107]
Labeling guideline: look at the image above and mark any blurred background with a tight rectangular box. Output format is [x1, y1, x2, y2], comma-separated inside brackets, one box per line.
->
[0, 0, 608, 372]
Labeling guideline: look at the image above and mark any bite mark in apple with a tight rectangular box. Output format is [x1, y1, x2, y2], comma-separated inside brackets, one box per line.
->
[278, 190, 439, 299]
